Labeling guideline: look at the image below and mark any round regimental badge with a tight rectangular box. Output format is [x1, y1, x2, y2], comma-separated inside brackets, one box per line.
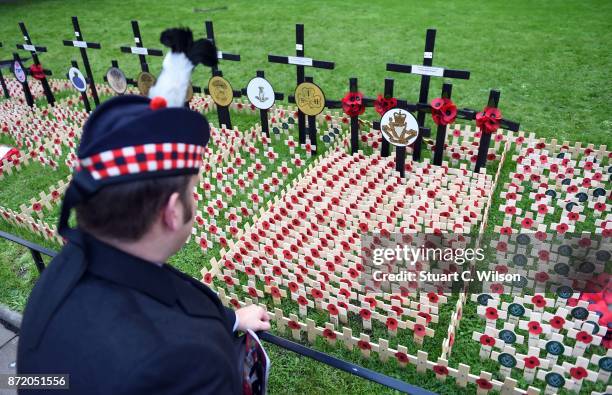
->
[295, 82, 325, 116]
[13, 60, 27, 83]
[106, 67, 127, 94]
[68, 67, 87, 92]
[247, 77, 275, 110]
[208, 76, 233, 107]
[380, 108, 419, 147]
[137, 72, 156, 97]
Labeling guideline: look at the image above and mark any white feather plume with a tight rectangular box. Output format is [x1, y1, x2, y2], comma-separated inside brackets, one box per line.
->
[148, 52, 194, 107]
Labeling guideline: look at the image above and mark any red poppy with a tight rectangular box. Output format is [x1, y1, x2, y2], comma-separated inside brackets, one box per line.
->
[391, 305, 404, 316]
[570, 367, 588, 380]
[527, 321, 542, 335]
[270, 286, 281, 299]
[297, 295, 309, 306]
[203, 273, 212, 284]
[485, 307, 499, 320]
[374, 94, 397, 116]
[287, 320, 301, 330]
[223, 275, 234, 286]
[245, 287, 258, 298]
[433, 365, 449, 376]
[475, 107, 502, 134]
[365, 297, 377, 309]
[395, 352, 409, 364]
[413, 324, 426, 337]
[521, 217, 534, 229]
[479, 334, 495, 347]
[556, 223, 569, 234]
[386, 317, 399, 331]
[29, 64, 45, 80]
[341, 91, 366, 117]
[523, 356, 540, 369]
[476, 378, 493, 390]
[535, 272, 549, 282]
[230, 299, 240, 309]
[549, 315, 565, 329]
[323, 328, 337, 340]
[531, 295, 546, 308]
[32, 202, 42, 211]
[418, 312, 432, 324]
[430, 97, 457, 126]
[327, 304, 339, 316]
[427, 292, 439, 303]
[576, 331, 593, 344]
[287, 281, 299, 293]
[357, 340, 371, 350]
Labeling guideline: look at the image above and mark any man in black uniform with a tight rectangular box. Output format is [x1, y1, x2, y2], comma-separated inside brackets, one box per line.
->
[17, 28, 270, 394]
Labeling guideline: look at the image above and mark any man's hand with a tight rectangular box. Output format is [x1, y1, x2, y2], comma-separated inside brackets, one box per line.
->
[235, 305, 271, 332]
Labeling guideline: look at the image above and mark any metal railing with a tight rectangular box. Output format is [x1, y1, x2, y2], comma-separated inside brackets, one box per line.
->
[0, 229, 434, 394]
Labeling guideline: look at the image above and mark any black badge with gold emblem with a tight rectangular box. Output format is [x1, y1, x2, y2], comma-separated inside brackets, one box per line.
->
[208, 76, 233, 107]
[137, 71, 156, 97]
[295, 82, 325, 116]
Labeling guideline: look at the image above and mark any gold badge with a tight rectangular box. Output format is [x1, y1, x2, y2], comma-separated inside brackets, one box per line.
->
[106, 67, 127, 95]
[208, 76, 233, 107]
[295, 82, 325, 116]
[136, 71, 156, 97]
[380, 108, 419, 147]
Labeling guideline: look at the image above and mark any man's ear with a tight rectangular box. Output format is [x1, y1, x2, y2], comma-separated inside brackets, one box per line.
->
[161, 192, 182, 231]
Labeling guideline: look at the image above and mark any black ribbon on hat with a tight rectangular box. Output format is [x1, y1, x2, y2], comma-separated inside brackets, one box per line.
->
[58, 171, 100, 242]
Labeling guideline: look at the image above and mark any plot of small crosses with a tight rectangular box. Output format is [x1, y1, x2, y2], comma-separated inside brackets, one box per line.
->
[472, 289, 610, 392]
[204, 149, 493, 351]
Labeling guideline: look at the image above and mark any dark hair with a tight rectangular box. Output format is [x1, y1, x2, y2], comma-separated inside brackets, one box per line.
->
[76, 175, 193, 241]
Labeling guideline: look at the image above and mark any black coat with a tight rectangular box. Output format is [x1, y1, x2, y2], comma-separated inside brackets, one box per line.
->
[18, 230, 242, 395]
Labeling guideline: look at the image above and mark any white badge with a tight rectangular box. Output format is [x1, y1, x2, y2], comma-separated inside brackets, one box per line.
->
[68, 67, 87, 92]
[13, 61, 26, 83]
[246, 77, 275, 110]
[380, 108, 419, 147]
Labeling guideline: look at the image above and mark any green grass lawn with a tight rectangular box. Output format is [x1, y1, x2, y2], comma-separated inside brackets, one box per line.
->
[1, 1, 611, 394]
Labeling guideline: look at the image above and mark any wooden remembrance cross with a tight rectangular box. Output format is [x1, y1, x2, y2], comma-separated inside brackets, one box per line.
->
[204, 20, 241, 129]
[62, 16, 101, 106]
[16, 22, 55, 106]
[386, 28, 470, 162]
[268, 24, 335, 145]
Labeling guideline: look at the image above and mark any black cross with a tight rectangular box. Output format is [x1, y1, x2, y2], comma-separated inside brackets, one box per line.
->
[62, 16, 101, 106]
[12, 52, 33, 107]
[474, 90, 519, 173]
[204, 20, 241, 129]
[371, 78, 417, 177]
[241, 70, 284, 137]
[268, 24, 334, 145]
[0, 42, 9, 98]
[16, 22, 55, 106]
[325, 78, 377, 154]
[387, 29, 470, 162]
[69, 60, 91, 112]
[430, 83, 475, 166]
[119, 20, 163, 75]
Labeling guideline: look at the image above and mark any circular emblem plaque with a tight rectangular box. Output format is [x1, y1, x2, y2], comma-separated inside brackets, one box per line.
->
[516, 234, 531, 245]
[476, 294, 493, 306]
[208, 76, 233, 107]
[295, 82, 325, 116]
[68, 67, 87, 92]
[599, 356, 612, 372]
[499, 329, 516, 344]
[380, 108, 419, 147]
[106, 67, 127, 94]
[498, 353, 517, 368]
[13, 60, 27, 83]
[571, 306, 589, 320]
[556, 285, 573, 299]
[508, 303, 526, 317]
[545, 340, 565, 356]
[137, 72, 156, 97]
[246, 77, 275, 110]
[544, 372, 565, 388]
